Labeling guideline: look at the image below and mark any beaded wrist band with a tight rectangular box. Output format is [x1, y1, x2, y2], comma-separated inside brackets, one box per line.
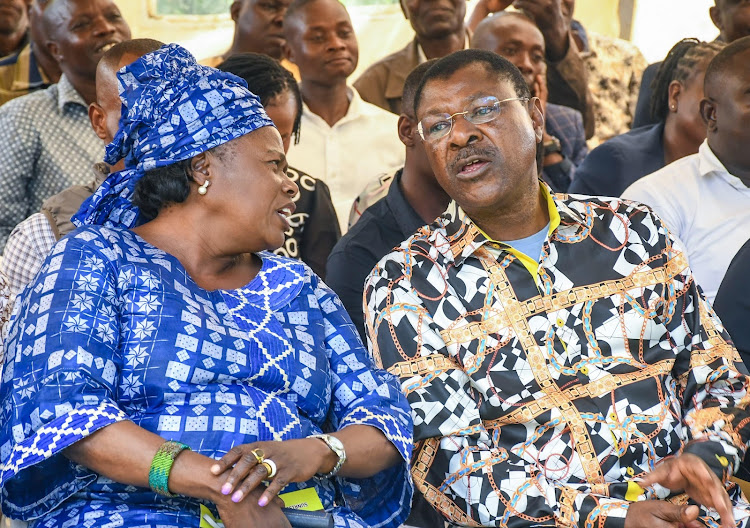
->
[148, 440, 191, 497]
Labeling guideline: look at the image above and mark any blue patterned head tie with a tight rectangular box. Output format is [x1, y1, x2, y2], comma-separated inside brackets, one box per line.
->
[73, 43, 275, 228]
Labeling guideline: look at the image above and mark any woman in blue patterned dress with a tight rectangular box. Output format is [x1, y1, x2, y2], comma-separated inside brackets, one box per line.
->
[0, 44, 412, 528]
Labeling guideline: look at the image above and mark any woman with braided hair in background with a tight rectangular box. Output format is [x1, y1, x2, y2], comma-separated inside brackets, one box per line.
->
[568, 38, 724, 197]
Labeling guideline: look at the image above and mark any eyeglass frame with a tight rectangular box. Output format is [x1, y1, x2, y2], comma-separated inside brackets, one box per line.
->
[416, 96, 531, 143]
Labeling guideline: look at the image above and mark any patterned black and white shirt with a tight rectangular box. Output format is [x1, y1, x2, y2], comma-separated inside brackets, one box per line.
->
[365, 185, 750, 528]
[0, 74, 103, 250]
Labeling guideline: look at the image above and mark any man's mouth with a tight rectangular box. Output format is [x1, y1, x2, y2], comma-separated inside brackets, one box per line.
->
[96, 41, 120, 54]
[457, 157, 491, 177]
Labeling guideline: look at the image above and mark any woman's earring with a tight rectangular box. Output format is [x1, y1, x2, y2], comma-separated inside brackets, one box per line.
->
[198, 179, 210, 195]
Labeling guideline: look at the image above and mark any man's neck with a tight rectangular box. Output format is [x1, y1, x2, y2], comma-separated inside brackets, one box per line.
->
[300, 79, 351, 127]
[662, 118, 700, 165]
[0, 27, 26, 57]
[31, 40, 62, 83]
[470, 181, 549, 242]
[65, 72, 96, 106]
[400, 162, 450, 224]
[416, 28, 465, 60]
[709, 139, 750, 187]
[225, 39, 282, 61]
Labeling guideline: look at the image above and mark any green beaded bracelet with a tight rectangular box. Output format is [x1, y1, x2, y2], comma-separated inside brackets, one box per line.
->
[148, 440, 191, 497]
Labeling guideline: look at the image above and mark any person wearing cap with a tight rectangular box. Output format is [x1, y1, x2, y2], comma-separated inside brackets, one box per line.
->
[0, 44, 412, 528]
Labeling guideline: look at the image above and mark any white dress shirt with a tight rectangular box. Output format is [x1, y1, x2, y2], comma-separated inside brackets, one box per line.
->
[286, 87, 404, 232]
[622, 141, 750, 303]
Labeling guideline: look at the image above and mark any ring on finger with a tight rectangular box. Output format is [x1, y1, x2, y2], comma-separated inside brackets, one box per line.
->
[262, 459, 277, 479]
[251, 448, 265, 465]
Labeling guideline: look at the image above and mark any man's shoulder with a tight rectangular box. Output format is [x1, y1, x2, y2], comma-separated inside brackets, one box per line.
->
[589, 32, 646, 62]
[545, 104, 584, 135]
[546, 103, 582, 122]
[0, 82, 56, 118]
[622, 154, 701, 199]
[355, 39, 417, 80]
[368, 219, 449, 277]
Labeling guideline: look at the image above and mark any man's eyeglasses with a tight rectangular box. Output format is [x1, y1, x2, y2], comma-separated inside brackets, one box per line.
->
[417, 96, 529, 142]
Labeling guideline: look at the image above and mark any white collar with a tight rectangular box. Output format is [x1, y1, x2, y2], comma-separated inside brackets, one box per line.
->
[698, 140, 750, 192]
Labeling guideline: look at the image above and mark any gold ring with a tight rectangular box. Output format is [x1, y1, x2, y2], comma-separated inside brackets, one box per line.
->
[250, 448, 265, 464]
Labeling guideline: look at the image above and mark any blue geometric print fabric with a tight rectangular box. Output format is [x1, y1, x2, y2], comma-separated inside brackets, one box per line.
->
[0, 226, 413, 527]
[73, 43, 274, 230]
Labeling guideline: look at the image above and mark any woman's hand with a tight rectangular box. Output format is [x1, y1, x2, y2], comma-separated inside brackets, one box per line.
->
[215, 486, 291, 528]
[210, 438, 335, 507]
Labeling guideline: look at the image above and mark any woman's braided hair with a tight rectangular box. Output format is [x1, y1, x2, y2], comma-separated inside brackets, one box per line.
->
[649, 38, 725, 123]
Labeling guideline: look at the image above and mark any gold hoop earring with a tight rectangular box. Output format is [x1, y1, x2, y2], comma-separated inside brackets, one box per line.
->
[198, 179, 210, 195]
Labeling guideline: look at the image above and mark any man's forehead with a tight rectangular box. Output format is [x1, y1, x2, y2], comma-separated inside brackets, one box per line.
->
[417, 66, 514, 114]
[492, 16, 544, 45]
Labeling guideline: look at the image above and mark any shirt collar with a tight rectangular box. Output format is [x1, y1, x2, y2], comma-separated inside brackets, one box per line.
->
[302, 85, 360, 128]
[698, 140, 750, 191]
[56, 73, 87, 112]
[443, 182, 584, 267]
[386, 168, 429, 237]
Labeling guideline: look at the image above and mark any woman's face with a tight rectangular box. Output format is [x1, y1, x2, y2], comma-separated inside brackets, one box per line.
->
[210, 127, 298, 251]
[264, 90, 298, 154]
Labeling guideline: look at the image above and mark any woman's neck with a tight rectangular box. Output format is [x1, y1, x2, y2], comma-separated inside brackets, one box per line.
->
[662, 116, 702, 166]
[300, 79, 350, 127]
[132, 212, 261, 291]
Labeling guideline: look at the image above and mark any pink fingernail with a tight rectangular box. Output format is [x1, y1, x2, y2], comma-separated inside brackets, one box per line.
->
[232, 491, 243, 503]
[211, 464, 221, 474]
[258, 496, 268, 507]
[221, 483, 232, 495]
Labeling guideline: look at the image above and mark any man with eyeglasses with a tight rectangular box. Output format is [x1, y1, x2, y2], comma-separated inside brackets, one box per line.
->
[364, 49, 750, 528]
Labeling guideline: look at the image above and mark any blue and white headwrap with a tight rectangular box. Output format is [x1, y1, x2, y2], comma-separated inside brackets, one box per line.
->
[73, 43, 275, 228]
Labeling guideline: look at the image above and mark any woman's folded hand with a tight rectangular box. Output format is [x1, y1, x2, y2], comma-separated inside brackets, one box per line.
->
[215, 486, 291, 528]
[210, 438, 336, 508]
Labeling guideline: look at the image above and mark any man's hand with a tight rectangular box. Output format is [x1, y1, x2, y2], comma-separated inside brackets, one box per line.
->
[467, 0, 513, 31]
[640, 453, 735, 528]
[625, 502, 703, 528]
[512, 0, 570, 60]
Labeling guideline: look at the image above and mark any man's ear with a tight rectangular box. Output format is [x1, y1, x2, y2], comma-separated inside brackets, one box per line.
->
[398, 115, 417, 147]
[230, 1, 242, 22]
[47, 40, 62, 63]
[709, 5, 723, 32]
[667, 80, 682, 113]
[700, 98, 717, 131]
[88, 103, 109, 142]
[281, 40, 295, 63]
[530, 97, 545, 143]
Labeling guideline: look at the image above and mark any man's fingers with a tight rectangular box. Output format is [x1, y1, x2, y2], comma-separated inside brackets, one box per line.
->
[680, 505, 700, 524]
[640, 461, 672, 488]
[710, 486, 736, 528]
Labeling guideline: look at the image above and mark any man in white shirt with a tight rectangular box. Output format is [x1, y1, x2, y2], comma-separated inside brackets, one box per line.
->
[283, 0, 404, 231]
[622, 37, 750, 304]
